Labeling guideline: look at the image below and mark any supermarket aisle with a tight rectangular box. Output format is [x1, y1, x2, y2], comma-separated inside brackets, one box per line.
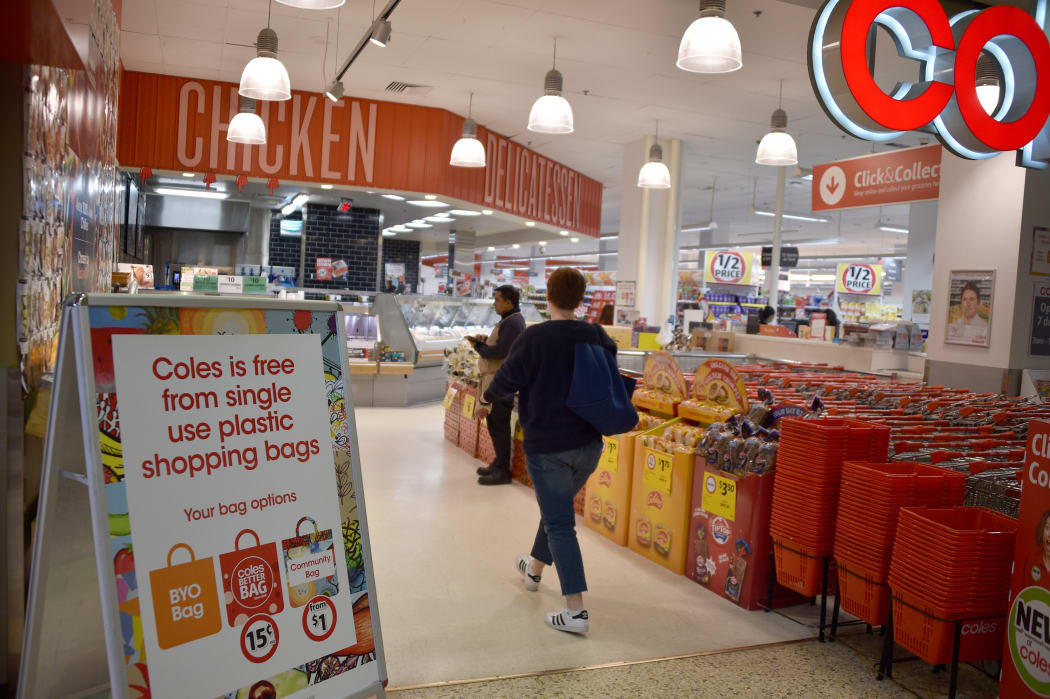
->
[353, 404, 812, 689]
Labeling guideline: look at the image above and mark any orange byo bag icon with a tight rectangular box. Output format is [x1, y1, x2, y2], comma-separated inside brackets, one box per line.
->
[149, 543, 222, 649]
[219, 528, 284, 626]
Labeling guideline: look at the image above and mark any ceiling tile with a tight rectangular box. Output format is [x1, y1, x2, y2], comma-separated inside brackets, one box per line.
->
[161, 37, 224, 69]
[157, 1, 228, 43]
[121, 31, 164, 63]
[121, 0, 158, 34]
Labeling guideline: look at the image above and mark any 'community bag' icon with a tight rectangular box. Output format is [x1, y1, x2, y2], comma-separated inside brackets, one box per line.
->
[219, 528, 284, 626]
[282, 516, 339, 607]
[149, 543, 222, 649]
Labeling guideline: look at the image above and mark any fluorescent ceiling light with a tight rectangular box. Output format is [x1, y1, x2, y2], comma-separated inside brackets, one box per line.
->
[406, 222, 432, 228]
[182, 172, 194, 177]
[382, 230, 397, 237]
[281, 203, 297, 216]
[382, 194, 405, 201]
[538, 240, 547, 245]
[425, 216, 455, 223]
[570, 237, 579, 243]
[512, 244, 520, 249]
[559, 230, 569, 236]
[482, 209, 493, 215]
[681, 223, 717, 233]
[600, 235, 618, 240]
[525, 221, 536, 227]
[392, 225, 412, 232]
[754, 210, 830, 223]
[879, 225, 909, 234]
[424, 194, 437, 200]
[449, 209, 481, 216]
[407, 200, 449, 207]
[487, 246, 495, 251]
[153, 187, 229, 200]
[320, 184, 334, 190]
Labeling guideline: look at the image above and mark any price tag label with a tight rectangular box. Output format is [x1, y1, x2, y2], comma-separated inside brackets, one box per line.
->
[462, 394, 476, 419]
[701, 471, 737, 521]
[242, 275, 268, 294]
[193, 275, 219, 292]
[643, 449, 673, 495]
[218, 275, 243, 294]
[302, 595, 337, 642]
[442, 388, 457, 409]
[239, 613, 279, 663]
[601, 437, 619, 473]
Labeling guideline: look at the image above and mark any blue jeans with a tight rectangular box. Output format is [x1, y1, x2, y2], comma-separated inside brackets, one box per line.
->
[526, 440, 603, 597]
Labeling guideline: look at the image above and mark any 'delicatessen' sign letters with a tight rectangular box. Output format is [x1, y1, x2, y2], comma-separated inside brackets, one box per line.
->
[117, 72, 603, 237]
[809, 0, 1050, 169]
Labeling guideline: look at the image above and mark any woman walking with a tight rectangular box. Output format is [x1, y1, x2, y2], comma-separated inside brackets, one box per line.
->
[483, 267, 618, 634]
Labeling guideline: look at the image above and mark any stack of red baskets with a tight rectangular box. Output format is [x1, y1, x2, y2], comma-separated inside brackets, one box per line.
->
[770, 418, 889, 595]
[888, 507, 1018, 665]
[834, 462, 967, 625]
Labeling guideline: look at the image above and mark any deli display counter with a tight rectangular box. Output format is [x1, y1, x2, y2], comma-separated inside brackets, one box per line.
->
[342, 294, 542, 407]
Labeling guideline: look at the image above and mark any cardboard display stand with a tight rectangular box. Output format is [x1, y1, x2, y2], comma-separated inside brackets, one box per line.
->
[19, 295, 387, 699]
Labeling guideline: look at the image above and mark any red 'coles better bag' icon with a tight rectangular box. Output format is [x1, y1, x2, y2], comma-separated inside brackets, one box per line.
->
[219, 528, 283, 626]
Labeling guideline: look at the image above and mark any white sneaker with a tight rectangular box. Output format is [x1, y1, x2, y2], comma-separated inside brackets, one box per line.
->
[516, 553, 541, 591]
[546, 608, 589, 634]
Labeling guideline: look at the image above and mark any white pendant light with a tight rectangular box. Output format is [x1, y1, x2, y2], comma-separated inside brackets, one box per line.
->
[975, 51, 1001, 116]
[637, 120, 671, 189]
[239, 26, 291, 101]
[677, 0, 742, 74]
[451, 92, 486, 168]
[528, 39, 574, 134]
[275, 0, 345, 8]
[227, 97, 267, 145]
[756, 82, 798, 166]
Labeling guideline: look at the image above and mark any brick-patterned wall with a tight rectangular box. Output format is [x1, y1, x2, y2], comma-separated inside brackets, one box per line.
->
[268, 204, 383, 290]
[381, 238, 421, 293]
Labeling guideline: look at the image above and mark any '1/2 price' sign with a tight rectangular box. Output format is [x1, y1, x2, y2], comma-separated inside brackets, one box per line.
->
[836, 262, 883, 295]
[705, 250, 749, 285]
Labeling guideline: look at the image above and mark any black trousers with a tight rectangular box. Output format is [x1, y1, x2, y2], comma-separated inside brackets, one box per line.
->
[486, 395, 514, 472]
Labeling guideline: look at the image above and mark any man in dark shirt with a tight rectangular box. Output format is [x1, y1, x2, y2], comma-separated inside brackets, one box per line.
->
[470, 285, 526, 485]
[484, 268, 617, 634]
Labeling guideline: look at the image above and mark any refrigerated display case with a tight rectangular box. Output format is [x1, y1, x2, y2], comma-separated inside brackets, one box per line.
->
[346, 294, 541, 407]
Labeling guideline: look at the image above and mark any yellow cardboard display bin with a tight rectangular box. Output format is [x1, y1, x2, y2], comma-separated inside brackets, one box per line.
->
[583, 419, 672, 546]
[627, 418, 698, 575]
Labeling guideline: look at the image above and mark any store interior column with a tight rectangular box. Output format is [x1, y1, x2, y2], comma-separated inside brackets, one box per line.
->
[926, 153, 1050, 393]
[616, 136, 683, 325]
[448, 230, 476, 290]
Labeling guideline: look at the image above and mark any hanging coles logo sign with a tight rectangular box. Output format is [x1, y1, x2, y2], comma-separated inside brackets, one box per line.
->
[813, 146, 941, 211]
[836, 262, 883, 295]
[809, 0, 1050, 169]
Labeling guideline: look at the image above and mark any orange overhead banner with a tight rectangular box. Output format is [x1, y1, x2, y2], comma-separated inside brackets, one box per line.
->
[117, 71, 603, 237]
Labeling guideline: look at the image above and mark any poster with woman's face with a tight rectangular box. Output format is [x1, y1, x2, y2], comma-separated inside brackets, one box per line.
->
[945, 270, 994, 348]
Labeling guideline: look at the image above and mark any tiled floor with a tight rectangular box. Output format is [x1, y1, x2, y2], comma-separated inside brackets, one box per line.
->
[355, 404, 1001, 697]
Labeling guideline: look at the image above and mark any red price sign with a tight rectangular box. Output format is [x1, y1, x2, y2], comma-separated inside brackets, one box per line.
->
[240, 613, 279, 663]
[302, 595, 338, 642]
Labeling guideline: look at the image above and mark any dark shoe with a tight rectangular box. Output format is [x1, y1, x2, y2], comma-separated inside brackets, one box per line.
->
[478, 471, 512, 485]
[477, 464, 494, 476]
